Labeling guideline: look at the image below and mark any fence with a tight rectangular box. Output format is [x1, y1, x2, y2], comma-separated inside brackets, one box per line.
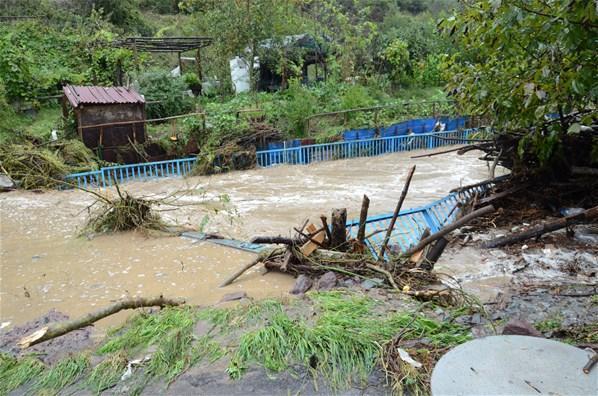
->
[256, 129, 473, 167]
[64, 128, 474, 188]
[346, 176, 505, 259]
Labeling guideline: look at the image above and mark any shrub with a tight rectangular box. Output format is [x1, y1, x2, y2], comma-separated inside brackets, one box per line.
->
[135, 71, 194, 119]
[276, 79, 317, 137]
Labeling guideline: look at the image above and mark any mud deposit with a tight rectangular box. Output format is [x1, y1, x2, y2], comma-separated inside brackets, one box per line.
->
[1, 148, 499, 331]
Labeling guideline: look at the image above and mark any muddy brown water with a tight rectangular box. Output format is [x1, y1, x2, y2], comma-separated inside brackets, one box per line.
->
[0, 148, 502, 333]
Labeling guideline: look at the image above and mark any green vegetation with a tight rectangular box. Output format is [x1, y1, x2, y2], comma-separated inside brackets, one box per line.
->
[441, 0, 597, 176]
[0, 291, 475, 395]
[33, 354, 89, 394]
[0, 354, 45, 395]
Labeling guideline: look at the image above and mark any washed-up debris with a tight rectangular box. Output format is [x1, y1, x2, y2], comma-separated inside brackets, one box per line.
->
[221, 166, 495, 306]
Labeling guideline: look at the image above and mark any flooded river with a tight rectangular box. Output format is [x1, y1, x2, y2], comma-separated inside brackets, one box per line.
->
[1, 148, 499, 331]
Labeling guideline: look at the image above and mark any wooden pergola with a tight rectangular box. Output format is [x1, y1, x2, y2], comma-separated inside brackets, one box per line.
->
[113, 37, 213, 92]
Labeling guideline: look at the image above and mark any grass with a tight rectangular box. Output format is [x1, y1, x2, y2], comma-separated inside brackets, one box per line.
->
[0, 354, 45, 395]
[86, 351, 129, 394]
[0, 291, 474, 395]
[99, 306, 198, 355]
[222, 291, 470, 389]
[33, 354, 89, 395]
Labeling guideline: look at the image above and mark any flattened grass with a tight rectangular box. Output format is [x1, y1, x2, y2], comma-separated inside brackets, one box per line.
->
[0, 354, 45, 395]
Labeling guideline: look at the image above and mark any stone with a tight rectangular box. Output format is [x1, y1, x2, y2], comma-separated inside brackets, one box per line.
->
[0, 174, 15, 192]
[290, 275, 312, 295]
[316, 271, 337, 291]
[360, 278, 383, 290]
[219, 291, 247, 303]
[502, 318, 543, 337]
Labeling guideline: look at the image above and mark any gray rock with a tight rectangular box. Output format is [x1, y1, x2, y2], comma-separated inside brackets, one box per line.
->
[316, 271, 337, 291]
[360, 278, 384, 290]
[290, 275, 312, 295]
[0, 174, 15, 192]
[219, 291, 247, 303]
[502, 318, 543, 337]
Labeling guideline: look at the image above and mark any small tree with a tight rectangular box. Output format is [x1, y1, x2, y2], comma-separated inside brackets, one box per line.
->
[440, 0, 597, 176]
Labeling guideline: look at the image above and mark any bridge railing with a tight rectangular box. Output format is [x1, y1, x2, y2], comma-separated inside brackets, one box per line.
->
[346, 176, 505, 259]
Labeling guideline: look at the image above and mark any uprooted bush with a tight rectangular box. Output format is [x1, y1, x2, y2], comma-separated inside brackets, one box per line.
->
[0, 142, 69, 189]
[84, 184, 164, 234]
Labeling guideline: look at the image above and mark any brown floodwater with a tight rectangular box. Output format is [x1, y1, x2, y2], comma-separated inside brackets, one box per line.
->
[0, 148, 503, 332]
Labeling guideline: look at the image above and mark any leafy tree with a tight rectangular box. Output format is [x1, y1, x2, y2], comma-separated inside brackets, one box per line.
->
[380, 38, 410, 85]
[440, 0, 597, 174]
[181, 0, 302, 91]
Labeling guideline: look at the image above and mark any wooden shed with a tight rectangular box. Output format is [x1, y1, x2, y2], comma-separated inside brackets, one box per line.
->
[62, 85, 146, 154]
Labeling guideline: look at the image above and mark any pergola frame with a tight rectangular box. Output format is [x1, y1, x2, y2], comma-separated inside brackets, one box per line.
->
[113, 37, 213, 93]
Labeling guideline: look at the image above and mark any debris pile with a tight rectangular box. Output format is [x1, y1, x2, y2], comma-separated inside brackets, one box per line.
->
[221, 165, 494, 306]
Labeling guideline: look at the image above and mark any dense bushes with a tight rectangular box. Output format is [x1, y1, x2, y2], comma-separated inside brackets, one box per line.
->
[135, 72, 194, 119]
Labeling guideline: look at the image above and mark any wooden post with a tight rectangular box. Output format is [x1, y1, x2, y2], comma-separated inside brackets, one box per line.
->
[379, 165, 416, 261]
[195, 48, 203, 95]
[357, 194, 370, 243]
[178, 52, 183, 74]
[330, 208, 348, 251]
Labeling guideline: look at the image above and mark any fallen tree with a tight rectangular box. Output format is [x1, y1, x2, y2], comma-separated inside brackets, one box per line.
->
[482, 206, 598, 248]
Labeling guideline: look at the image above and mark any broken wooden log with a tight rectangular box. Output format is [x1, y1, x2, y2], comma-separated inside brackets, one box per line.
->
[298, 224, 326, 256]
[419, 237, 449, 271]
[330, 208, 348, 251]
[320, 215, 332, 246]
[476, 184, 528, 206]
[220, 248, 280, 287]
[250, 236, 300, 245]
[379, 165, 416, 261]
[482, 206, 598, 249]
[403, 205, 495, 256]
[357, 194, 370, 243]
[18, 296, 185, 349]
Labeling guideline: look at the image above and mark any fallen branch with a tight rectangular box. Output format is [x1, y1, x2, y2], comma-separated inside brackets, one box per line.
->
[220, 248, 279, 287]
[379, 165, 416, 260]
[482, 206, 598, 248]
[250, 236, 300, 245]
[404, 205, 495, 256]
[18, 296, 185, 349]
[366, 263, 398, 289]
[410, 145, 480, 159]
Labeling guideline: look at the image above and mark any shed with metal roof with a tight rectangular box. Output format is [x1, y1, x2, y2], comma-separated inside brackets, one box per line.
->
[62, 85, 146, 163]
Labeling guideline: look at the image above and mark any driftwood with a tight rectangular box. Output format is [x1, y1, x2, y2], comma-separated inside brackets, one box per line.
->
[404, 205, 495, 256]
[220, 248, 279, 287]
[583, 353, 598, 374]
[320, 215, 332, 245]
[419, 237, 449, 271]
[379, 165, 416, 260]
[357, 195, 370, 243]
[477, 184, 528, 206]
[250, 236, 300, 245]
[18, 296, 184, 349]
[330, 208, 348, 251]
[482, 206, 598, 248]
[410, 144, 485, 159]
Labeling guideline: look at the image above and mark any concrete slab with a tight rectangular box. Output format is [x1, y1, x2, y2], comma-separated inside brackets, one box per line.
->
[431, 335, 596, 395]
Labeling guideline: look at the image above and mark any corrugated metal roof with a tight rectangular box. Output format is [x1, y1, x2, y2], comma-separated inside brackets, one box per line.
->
[63, 85, 145, 107]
